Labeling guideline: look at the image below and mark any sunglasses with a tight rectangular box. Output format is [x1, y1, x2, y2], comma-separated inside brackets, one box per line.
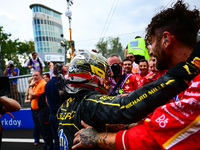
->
[126, 56, 133, 59]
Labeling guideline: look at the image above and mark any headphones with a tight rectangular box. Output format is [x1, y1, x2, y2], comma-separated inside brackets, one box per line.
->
[164, 38, 168, 43]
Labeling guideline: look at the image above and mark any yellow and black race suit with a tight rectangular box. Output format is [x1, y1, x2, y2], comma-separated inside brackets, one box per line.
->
[57, 73, 195, 150]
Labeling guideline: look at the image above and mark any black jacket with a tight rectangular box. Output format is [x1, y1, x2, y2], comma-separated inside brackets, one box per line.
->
[57, 74, 188, 150]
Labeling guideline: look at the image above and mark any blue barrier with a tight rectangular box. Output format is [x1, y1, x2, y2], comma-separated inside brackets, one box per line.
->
[1, 108, 34, 129]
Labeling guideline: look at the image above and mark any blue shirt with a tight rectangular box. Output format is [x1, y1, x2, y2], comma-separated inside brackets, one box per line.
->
[6, 67, 19, 84]
[45, 77, 62, 114]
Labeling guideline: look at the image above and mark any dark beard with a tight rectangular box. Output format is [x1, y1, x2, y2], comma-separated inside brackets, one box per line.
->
[155, 43, 170, 70]
[156, 58, 169, 70]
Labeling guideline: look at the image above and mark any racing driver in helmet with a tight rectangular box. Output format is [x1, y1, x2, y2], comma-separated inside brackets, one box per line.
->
[57, 47, 200, 150]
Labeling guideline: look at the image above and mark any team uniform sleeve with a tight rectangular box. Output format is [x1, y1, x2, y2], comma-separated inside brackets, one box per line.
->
[115, 125, 160, 150]
[82, 73, 190, 125]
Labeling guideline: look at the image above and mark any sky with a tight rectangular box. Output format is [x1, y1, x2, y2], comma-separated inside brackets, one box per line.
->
[0, 0, 200, 50]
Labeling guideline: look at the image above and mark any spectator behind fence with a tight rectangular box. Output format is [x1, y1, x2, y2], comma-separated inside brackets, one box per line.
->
[72, 1, 200, 149]
[29, 70, 53, 149]
[43, 73, 50, 82]
[3, 60, 19, 102]
[24, 77, 33, 103]
[24, 52, 45, 73]
[45, 64, 63, 150]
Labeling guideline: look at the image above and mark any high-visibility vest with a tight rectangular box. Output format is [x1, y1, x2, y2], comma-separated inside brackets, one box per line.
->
[127, 38, 150, 59]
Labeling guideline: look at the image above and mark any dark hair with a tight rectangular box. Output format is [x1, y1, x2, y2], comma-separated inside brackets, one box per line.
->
[32, 52, 37, 56]
[44, 73, 50, 79]
[123, 58, 132, 63]
[135, 36, 141, 39]
[139, 59, 149, 67]
[53, 63, 63, 75]
[145, 0, 200, 48]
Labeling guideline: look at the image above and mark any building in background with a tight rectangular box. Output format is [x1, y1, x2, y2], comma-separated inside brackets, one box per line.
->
[30, 4, 65, 62]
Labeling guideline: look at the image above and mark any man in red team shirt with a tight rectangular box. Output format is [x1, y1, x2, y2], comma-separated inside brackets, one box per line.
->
[72, 1, 200, 150]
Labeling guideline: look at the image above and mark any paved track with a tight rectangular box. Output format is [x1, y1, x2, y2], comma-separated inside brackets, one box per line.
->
[2, 129, 44, 150]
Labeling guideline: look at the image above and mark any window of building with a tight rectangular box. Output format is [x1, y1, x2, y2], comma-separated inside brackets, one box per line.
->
[37, 19, 40, 24]
[35, 6, 38, 12]
[43, 42, 46, 47]
[38, 6, 41, 12]
[37, 25, 41, 31]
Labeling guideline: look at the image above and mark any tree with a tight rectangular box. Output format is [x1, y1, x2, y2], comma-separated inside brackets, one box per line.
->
[0, 26, 34, 75]
[0, 26, 19, 70]
[96, 38, 108, 57]
[96, 37, 124, 59]
[109, 37, 123, 58]
[17, 40, 35, 74]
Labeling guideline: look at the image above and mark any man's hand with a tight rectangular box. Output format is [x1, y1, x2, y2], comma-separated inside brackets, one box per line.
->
[30, 79, 36, 86]
[118, 93, 129, 97]
[6, 65, 9, 69]
[28, 65, 33, 69]
[72, 120, 99, 149]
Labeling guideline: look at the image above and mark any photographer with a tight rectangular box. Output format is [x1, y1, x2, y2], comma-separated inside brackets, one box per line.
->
[3, 60, 19, 101]
[107, 54, 137, 96]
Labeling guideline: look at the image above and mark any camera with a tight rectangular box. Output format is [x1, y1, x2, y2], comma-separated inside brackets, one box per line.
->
[0, 76, 10, 96]
[110, 63, 122, 77]
[9, 64, 14, 68]
[57, 63, 63, 75]
[47, 62, 50, 66]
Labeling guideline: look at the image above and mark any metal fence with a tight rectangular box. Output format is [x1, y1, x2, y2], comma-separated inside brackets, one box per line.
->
[8, 74, 32, 108]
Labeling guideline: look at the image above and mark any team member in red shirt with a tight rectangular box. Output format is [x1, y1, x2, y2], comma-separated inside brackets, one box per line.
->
[136, 59, 152, 88]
